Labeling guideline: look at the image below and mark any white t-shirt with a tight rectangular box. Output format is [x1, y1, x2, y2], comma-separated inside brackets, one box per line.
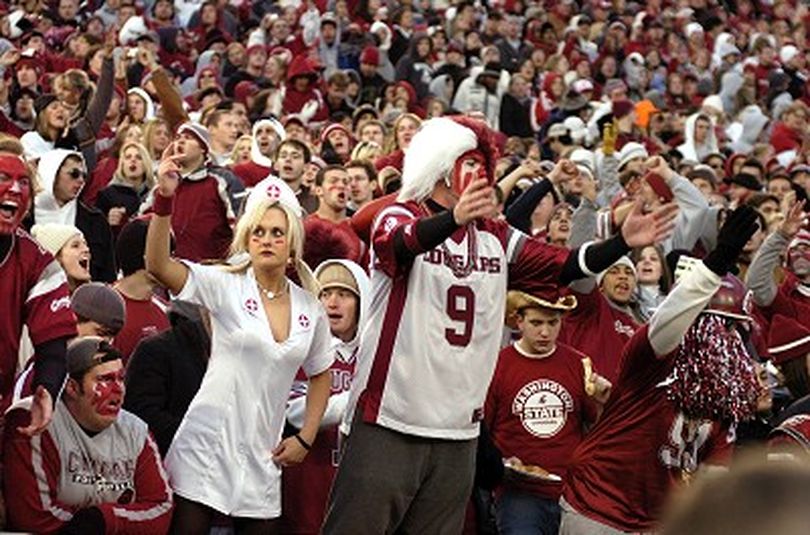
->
[165, 263, 333, 518]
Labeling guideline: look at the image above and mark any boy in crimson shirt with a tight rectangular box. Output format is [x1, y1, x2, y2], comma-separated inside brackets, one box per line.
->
[112, 219, 170, 363]
[486, 290, 611, 535]
[560, 207, 762, 534]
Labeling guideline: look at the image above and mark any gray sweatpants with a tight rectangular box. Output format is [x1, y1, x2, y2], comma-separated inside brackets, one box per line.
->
[322, 418, 477, 535]
[558, 497, 655, 535]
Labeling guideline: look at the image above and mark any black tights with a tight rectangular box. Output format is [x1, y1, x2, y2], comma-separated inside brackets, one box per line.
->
[170, 495, 280, 535]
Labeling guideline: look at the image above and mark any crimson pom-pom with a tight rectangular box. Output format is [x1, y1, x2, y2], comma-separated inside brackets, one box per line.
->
[666, 314, 760, 423]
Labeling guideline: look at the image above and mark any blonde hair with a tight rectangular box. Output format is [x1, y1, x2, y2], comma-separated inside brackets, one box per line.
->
[142, 118, 169, 160]
[228, 134, 253, 165]
[385, 112, 422, 154]
[350, 140, 382, 161]
[113, 142, 155, 189]
[226, 199, 318, 294]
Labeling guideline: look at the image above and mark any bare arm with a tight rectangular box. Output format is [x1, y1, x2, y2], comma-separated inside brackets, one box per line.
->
[272, 370, 331, 466]
[145, 146, 189, 294]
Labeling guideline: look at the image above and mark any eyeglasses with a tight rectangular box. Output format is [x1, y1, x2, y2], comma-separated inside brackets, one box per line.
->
[67, 168, 87, 180]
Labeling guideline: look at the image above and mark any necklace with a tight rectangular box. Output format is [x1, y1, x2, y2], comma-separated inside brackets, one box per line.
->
[256, 278, 289, 300]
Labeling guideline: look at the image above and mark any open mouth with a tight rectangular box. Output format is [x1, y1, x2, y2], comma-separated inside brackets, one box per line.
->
[0, 200, 18, 221]
[78, 258, 90, 270]
[327, 313, 343, 321]
[282, 165, 293, 173]
[615, 283, 630, 293]
[336, 192, 346, 202]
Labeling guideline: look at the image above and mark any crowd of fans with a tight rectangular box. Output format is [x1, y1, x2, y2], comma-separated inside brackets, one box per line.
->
[3, 0, 810, 533]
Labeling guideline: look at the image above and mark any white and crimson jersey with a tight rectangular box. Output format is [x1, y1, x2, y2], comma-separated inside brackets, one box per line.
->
[344, 201, 571, 440]
[3, 401, 173, 534]
[1, 228, 76, 405]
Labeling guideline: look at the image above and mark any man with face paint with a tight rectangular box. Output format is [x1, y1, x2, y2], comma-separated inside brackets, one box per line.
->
[746, 200, 810, 333]
[323, 116, 678, 534]
[3, 337, 173, 534]
[0, 153, 75, 439]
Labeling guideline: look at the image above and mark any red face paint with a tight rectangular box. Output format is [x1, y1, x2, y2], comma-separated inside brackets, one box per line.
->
[91, 370, 125, 417]
[451, 150, 488, 196]
[0, 156, 32, 235]
[789, 244, 810, 276]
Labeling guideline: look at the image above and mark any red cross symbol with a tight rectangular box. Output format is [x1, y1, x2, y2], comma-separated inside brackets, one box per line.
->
[245, 298, 258, 314]
[298, 314, 310, 328]
[266, 184, 281, 201]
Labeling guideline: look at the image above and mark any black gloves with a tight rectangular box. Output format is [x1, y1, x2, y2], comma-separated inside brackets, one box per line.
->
[61, 507, 105, 535]
[703, 206, 759, 276]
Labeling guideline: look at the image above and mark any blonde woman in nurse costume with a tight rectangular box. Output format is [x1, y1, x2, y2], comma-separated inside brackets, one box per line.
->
[145, 144, 334, 534]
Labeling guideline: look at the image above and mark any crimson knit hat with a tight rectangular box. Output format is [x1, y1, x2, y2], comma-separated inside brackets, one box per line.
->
[644, 172, 674, 203]
[360, 46, 380, 66]
[769, 315, 810, 365]
[320, 123, 353, 144]
[612, 99, 635, 120]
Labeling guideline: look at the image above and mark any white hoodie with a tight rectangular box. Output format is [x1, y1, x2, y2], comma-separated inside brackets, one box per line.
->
[677, 113, 719, 162]
[34, 149, 85, 226]
[286, 259, 371, 431]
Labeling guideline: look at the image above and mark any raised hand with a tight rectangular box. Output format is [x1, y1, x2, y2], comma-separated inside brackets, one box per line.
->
[779, 199, 807, 239]
[453, 177, 497, 225]
[157, 144, 182, 197]
[548, 158, 578, 186]
[643, 155, 675, 182]
[602, 121, 618, 156]
[704, 205, 760, 276]
[620, 199, 678, 248]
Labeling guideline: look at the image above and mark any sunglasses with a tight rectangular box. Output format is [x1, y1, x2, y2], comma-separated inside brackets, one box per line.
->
[67, 168, 87, 180]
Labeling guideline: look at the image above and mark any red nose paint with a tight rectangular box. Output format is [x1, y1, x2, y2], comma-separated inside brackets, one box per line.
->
[92, 370, 125, 417]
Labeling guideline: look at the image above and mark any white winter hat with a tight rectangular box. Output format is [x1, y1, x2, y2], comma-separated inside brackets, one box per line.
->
[685, 22, 704, 39]
[564, 117, 588, 145]
[31, 223, 83, 256]
[617, 142, 648, 170]
[596, 255, 637, 286]
[780, 45, 800, 65]
[569, 147, 594, 172]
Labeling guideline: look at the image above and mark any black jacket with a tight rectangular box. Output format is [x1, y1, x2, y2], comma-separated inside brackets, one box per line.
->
[123, 315, 210, 456]
[75, 202, 117, 283]
[95, 183, 148, 225]
[499, 93, 534, 138]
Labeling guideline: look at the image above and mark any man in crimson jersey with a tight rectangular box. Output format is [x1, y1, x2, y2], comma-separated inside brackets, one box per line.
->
[0, 153, 75, 434]
[323, 116, 677, 534]
[486, 290, 611, 535]
[561, 206, 762, 534]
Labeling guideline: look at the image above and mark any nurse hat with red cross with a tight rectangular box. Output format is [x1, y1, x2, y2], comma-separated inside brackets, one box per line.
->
[245, 175, 303, 218]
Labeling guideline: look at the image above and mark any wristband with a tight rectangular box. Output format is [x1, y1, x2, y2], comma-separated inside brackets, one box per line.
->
[294, 433, 312, 451]
[153, 191, 174, 216]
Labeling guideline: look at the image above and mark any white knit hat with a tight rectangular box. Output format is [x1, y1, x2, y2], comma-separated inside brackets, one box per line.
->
[780, 45, 800, 65]
[617, 142, 648, 170]
[31, 223, 83, 256]
[596, 255, 637, 286]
